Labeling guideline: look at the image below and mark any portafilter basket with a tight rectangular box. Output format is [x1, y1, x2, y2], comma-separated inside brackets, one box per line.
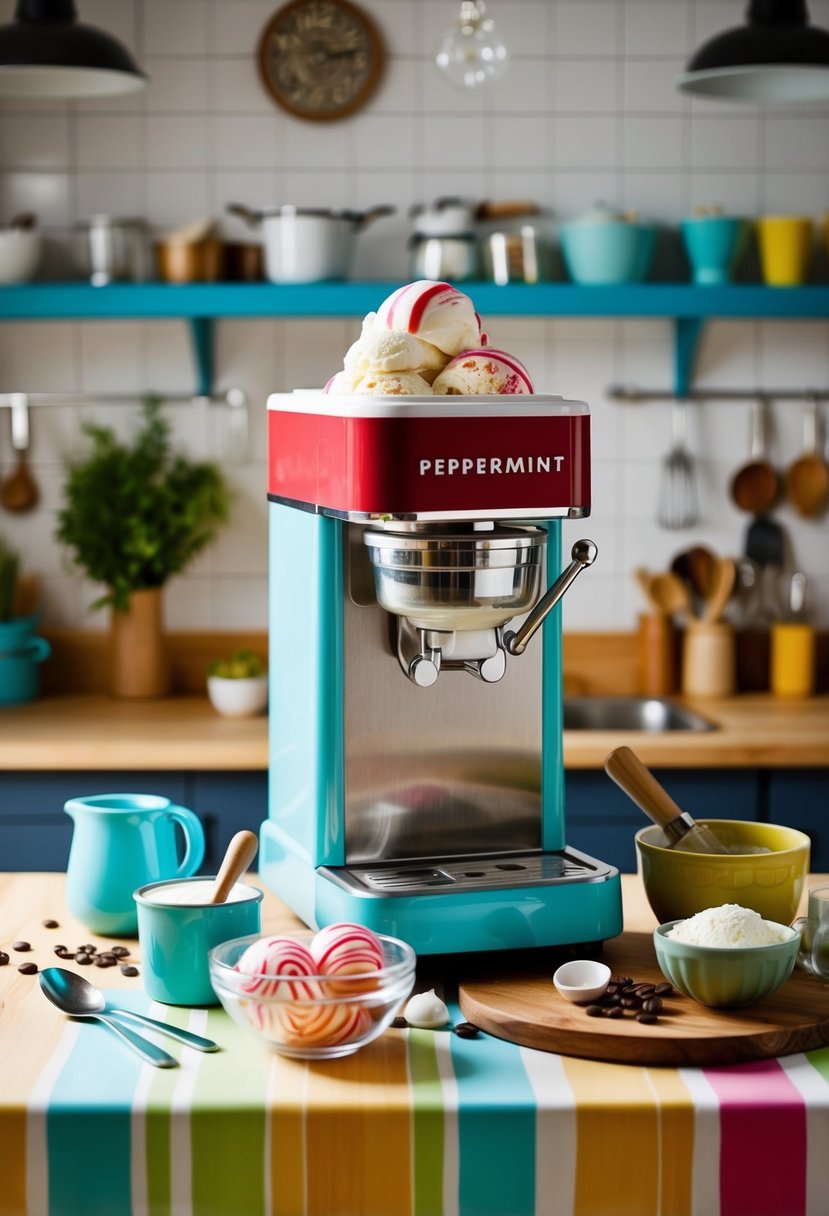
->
[362, 525, 547, 632]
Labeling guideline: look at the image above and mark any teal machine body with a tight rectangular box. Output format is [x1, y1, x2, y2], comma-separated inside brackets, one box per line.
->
[261, 392, 622, 955]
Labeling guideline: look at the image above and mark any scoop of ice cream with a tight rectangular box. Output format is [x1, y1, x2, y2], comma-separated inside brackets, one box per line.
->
[311, 922, 385, 995]
[373, 280, 481, 356]
[235, 935, 319, 999]
[352, 370, 433, 396]
[404, 988, 450, 1028]
[431, 347, 534, 395]
[343, 328, 448, 383]
[668, 904, 789, 948]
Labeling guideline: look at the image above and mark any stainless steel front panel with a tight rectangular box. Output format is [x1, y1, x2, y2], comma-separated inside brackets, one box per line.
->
[343, 523, 544, 864]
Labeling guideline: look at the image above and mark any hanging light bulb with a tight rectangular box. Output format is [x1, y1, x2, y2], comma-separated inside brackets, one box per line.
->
[435, 1, 508, 91]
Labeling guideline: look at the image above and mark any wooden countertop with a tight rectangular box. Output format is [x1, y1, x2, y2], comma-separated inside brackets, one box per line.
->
[0, 692, 827, 771]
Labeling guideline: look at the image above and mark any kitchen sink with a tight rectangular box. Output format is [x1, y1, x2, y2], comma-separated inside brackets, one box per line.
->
[562, 696, 717, 733]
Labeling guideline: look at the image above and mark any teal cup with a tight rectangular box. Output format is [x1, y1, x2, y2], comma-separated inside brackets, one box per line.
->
[681, 215, 749, 284]
[65, 793, 206, 936]
[135, 877, 263, 1006]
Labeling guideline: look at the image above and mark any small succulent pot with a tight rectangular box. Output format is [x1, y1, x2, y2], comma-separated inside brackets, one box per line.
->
[207, 674, 269, 718]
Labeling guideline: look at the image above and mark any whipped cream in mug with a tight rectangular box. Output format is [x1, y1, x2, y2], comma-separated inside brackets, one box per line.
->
[142, 879, 256, 906]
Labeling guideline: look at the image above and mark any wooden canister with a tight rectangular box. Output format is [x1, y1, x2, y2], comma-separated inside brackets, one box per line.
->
[681, 621, 736, 698]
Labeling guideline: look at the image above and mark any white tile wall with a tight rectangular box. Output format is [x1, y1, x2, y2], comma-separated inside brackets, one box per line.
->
[0, 0, 828, 633]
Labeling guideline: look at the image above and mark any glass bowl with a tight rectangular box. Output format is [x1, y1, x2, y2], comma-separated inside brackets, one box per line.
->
[209, 931, 416, 1059]
[653, 920, 800, 1009]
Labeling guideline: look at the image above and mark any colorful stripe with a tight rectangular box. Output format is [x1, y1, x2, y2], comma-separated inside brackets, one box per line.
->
[8, 995, 829, 1216]
[704, 1059, 807, 1216]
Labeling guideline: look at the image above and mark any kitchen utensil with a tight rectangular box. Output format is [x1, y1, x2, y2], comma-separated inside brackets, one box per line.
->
[227, 203, 394, 283]
[79, 215, 148, 286]
[458, 927, 827, 1066]
[682, 621, 736, 698]
[39, 968, 218, 1052]
[210, 830, 259, 904]
[634, 567, 662, 613]
[786, 396, 828, 517]
[636, 819, 810, 924]
[656, 399, 699, 530]
[64, 793, 205, 936]
[731, 396, 778, 513]
[410, 232, 477, 282]
[410, 196, 476, 236]
[552, 959, 611, 1005]
[744, 513, 785, 570]
[135, 876, 262, 1006]
[702, 556, 736, 623]
[0, 394, 39, 513]
[155, 238, 224, 284]
[40, 969, 177, 1068]
[653, 921, 800, 1008]
[648, 571, 693, 620]
[604, 746, 726, 853]
[486, 226, 542, 285]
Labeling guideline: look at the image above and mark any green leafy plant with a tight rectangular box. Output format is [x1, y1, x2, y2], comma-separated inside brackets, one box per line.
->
[56, 397, 230, 612]
[208, 648, 266, 679]
[0, 534, 19, 621]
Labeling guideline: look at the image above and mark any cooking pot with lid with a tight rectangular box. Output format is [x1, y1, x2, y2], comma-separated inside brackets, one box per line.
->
[227, 203, 394, 283]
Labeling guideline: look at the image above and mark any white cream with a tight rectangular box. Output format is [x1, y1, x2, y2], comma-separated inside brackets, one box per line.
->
[404, 988, 450, 1028]
[668, 903, 788, 948]
[143, 879, 255, 906]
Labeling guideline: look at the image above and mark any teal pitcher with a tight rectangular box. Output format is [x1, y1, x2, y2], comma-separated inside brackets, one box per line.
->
[65, 794, 205, 936]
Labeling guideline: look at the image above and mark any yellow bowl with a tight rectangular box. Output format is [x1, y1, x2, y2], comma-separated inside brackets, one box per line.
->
[636, 820, 810, 926]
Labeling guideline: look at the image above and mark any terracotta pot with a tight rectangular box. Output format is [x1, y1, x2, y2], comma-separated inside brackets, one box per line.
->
[110, 586, 169, 699]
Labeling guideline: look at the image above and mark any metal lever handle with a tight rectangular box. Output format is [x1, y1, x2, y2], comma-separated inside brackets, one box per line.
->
[504, 540, 597, 656]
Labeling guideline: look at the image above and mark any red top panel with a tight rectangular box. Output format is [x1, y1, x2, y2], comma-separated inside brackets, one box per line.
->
[267, 395, 591, 518]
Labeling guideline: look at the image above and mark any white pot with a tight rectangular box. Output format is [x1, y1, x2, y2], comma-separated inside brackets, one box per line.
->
[207, 674, 269, 718]
[0, 229, 41, 283]
[227, 204, 394, 284]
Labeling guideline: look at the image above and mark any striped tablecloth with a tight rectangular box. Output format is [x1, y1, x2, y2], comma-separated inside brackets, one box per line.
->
[3, 988, 829, 1216]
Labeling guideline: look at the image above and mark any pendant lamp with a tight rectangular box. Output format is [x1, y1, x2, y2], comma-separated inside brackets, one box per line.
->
[0, 0, 147, 99]
[677, 0, 829, 103]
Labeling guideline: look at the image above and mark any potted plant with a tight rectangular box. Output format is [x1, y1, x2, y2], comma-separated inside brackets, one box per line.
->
[56, 398, 229, 699]
[0, 534, 50, 704]
[207, 648, 268, 718]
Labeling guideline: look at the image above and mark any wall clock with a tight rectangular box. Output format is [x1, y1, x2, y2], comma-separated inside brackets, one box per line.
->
[258, 0, 385, 122]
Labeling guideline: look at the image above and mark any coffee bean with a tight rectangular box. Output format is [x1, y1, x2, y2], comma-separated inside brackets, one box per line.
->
[0, 951, 8, 966]
[42, 919, 59, 929]
[621, 996, 637, 1008]
[98, 953, 117, 962]
[119, 965, 138, 977]
[76, 953, 93, 965]
[643, 997, 663, 1015]
[605, 1005, 625, 1019]
[17, 962, 38, 975]
[636, 1012, 659, 1025]
[95, 957, 115, 968]
[453, 1022, 480, 1039]
[391, 1015, 408, 1029]
[605, 983, 618, 996]
[635, 984, 655, 998]
[112, 947, 129, 958]
[55, 947, 75, 959]
[12, 941, 30, 952]
[585, 1005, 604, 1017]
[654, 982, 673, 996]
[78, 944, 96, 954]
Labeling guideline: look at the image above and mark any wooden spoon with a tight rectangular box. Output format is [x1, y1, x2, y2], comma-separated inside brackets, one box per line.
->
[702, 557, 736, 624]
[786, 396, 828, 518]
[209, 830, 259, 905]
[730, 396, 778, 515]
[649, 571, 694, 620]
[604, 746, 725, 854]
[0, 395, 39, 513]
[634, 567, 663, 614]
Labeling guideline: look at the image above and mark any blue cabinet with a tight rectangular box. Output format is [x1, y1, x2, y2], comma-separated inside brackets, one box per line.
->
[767, 771, 829, 871]
[0, 771, 266, 873]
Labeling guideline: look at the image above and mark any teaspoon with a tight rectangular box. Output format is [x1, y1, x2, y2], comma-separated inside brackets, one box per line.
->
[40, 968, 217, 1060]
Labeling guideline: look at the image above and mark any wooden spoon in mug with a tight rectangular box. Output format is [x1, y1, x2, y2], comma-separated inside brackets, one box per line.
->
[649, 571, 694, 620]
[702, 557, 737, 624]
[209, 830, 259, 904]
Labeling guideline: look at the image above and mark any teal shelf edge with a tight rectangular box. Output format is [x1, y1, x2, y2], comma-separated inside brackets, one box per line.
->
[1, 281, 828, 320]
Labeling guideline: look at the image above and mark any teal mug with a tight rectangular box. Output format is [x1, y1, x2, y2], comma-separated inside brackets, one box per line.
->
[680, 215, 749, 284]
[65, 793, 206, 936]
[0, 636, 51, 704]
[135, 877, 262, 1006]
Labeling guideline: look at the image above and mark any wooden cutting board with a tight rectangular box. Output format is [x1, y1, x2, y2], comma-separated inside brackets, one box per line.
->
[458, 931, 829, 1067]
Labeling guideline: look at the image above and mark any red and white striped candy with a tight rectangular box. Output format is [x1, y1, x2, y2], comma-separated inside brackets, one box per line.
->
[278, 1001, 373, 1048]
[234, 935, 319, 1000]
[311, 922, 385, 995]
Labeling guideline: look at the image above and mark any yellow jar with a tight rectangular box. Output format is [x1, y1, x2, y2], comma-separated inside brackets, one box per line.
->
[770, 622, 815, 698]
[757, 216, 814, 286]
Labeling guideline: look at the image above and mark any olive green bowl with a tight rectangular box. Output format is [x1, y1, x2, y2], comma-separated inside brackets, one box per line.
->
[653, 920, 800, 1008]
[636, 820, 810, 926]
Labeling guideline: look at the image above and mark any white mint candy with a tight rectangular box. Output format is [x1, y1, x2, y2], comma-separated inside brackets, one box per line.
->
[404, 988, 450, 1028]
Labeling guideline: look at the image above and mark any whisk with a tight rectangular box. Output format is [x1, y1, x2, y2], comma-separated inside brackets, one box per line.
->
[656, 398, 699, 530]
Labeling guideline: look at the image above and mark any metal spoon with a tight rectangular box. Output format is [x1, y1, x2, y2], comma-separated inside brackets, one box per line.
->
[40, 968, 218, 1058]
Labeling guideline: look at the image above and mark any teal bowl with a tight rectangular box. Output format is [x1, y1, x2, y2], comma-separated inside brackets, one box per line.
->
[559, 221, 656, 284]
[653, 920, 800, 1008]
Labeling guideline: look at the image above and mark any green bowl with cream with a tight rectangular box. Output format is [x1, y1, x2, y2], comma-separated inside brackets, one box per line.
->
[654, 916, 800, 1008]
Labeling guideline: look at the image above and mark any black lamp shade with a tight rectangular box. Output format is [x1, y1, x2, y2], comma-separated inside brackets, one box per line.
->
[0, 0, 147, 98]
[678, 0, 829, 102]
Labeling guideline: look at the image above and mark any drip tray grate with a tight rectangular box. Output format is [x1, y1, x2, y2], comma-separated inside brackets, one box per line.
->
[320, 848, 615, 898]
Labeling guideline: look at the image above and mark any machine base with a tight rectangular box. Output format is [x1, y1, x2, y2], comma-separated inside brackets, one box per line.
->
[260, 821, 623, 955]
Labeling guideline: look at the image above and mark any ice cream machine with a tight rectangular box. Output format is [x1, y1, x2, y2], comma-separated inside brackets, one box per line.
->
[260, 389, 623, 955]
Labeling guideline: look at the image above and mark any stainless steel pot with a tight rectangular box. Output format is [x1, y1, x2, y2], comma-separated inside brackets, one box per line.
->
[362, 525, 547, 632]
[227, 203, 394, 283]
[410, 233, 478, 282]
[79, 215, 148, 285]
